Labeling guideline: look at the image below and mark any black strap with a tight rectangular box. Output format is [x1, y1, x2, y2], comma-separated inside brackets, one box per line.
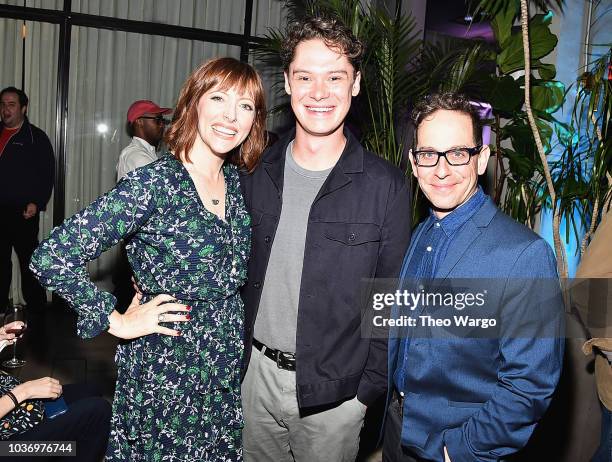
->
[5, 391, 19, 409]
[253, 339, 296, 371]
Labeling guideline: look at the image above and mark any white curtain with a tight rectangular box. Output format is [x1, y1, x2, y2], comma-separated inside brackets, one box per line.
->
[65, 27, 241, 289]
[252, 0, 288, 36]
[2, 0, 63, 9]
[0, 17, 58, 305]
[72, 0, 246, 33]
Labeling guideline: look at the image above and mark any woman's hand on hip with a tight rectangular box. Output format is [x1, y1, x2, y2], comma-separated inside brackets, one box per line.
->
[107, 294, 190, 340]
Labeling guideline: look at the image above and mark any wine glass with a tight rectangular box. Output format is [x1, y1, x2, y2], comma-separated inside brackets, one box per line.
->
[2, 305, 27, 368]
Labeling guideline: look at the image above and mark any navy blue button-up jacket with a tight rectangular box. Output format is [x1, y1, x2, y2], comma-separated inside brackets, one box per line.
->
[240, 127, 412, 408]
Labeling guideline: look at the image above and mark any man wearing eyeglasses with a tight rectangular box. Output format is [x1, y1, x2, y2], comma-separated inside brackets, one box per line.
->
[114, 100, 171, 309]
[383, 93, 564, 462]
[116, 100, 171, 181]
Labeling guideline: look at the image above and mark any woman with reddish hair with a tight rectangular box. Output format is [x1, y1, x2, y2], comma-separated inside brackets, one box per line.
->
[30, 57, 267, 460]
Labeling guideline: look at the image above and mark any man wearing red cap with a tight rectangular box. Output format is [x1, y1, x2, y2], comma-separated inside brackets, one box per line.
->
[115, 100, 171, 308]
[116, 100, 171, 181]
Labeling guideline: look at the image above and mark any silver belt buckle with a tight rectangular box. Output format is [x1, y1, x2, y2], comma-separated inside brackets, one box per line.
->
[275, 350, 282, 368]
[276, 351, 295, 369]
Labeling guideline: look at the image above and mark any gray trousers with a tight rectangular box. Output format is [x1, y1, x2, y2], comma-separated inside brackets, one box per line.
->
[242, 345, 367, 462]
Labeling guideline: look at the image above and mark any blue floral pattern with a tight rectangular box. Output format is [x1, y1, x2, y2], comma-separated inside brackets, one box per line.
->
[30, 154, 250, 461]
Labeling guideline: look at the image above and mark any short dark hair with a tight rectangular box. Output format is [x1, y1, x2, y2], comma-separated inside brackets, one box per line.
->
[280, 16, 365, 72]
[0, 86, 28, 107]
[411, 92, 482, 146]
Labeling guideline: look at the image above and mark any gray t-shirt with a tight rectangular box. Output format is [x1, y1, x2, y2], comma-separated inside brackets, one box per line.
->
[253, 141, 332, 353]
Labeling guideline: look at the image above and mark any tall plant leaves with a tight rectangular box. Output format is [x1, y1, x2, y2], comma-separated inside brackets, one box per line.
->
[359, 6, 422, 164]
[482, 75, 524, 115]
[531, 80, 565, 114]
[489, 0, 518, 46]
[497, 12, 558, 74]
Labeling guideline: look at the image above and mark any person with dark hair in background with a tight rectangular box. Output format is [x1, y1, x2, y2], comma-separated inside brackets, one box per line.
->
[30, 58, 268, 461]
[240, 16, 412, 461]
[0, 86, 54, 312]
[384, 92, 564, 462]
[116, 100, 171, 181]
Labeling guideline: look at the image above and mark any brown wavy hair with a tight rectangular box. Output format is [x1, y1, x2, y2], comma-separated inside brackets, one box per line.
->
[165, 57, 267, 172]
[280, 16, 365, 73]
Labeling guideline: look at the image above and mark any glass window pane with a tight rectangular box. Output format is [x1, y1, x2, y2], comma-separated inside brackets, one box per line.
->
[2, 0, 63, 9]
[0, 18, 22, 83]
[72, 0, 246, 34]
[65, 26, 240, 285]
[252, 0, 288, 37]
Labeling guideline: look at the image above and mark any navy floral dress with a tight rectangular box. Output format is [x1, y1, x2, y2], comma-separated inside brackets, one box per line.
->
[30, 154, 250, 461]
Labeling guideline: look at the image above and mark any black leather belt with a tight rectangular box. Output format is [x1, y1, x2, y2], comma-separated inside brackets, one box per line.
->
[393, 389, 405, 418]
[253, 339, 296, 371]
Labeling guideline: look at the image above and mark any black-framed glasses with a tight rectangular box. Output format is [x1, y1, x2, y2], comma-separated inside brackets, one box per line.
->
[139, 115, 167, 125]
[412, 145, 482, 167]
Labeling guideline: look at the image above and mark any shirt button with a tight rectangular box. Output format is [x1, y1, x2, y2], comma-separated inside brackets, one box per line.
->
[253, 282, 261, 289]
[348, 233, 356, 241]
[264, 236, 271, 243]
[426, 246, 432, 252]
[435, 223, 440, 228]
[400, 391, 405, 397]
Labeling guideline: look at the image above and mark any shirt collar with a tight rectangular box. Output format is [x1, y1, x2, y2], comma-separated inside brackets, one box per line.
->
[430, 186, 486, 236]
[132, 136, 156, 154]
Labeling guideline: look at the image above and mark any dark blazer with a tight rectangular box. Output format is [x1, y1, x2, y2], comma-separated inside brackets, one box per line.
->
[387, 197, 564, 462]
[240, 128, 412, 408]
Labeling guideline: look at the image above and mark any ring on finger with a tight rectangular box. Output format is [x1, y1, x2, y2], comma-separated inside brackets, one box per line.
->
[158, 313, 166, 323]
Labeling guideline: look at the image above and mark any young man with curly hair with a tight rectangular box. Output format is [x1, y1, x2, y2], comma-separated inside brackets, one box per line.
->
[240, 16, 412, 462]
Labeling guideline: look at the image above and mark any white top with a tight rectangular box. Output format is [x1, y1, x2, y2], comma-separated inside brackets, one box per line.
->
[116, 137, 158, 181]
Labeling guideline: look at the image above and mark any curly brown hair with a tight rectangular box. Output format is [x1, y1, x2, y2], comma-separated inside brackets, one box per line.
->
[164, 57, 267, 173]
[411, 92, 482, 146]
[280, 16, 364, 73]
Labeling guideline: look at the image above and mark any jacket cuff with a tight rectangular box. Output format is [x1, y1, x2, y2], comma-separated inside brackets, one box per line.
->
[74, 292, 116, 339]
[357, 379, 384, 407]
[443, 426, 476, 462]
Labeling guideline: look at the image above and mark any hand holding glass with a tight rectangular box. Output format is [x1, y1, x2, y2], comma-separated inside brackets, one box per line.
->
[2, 306, 27, 368]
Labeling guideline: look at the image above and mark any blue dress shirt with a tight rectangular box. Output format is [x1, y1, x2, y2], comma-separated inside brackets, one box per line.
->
[393, 186, 486, 392]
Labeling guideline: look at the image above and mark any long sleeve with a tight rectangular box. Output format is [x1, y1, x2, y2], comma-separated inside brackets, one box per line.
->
[30, 173, 157, 339]
[443, 239, 565, 461]
[358, 177, 412, 406]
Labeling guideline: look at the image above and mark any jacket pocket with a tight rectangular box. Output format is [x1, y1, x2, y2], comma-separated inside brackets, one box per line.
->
[322, 222, 381, 245]
[250, 208, 265, 227]
[447, 400, 485, 408]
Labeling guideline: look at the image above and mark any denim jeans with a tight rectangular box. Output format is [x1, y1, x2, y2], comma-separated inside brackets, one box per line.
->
[592, 401, 612, 462]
